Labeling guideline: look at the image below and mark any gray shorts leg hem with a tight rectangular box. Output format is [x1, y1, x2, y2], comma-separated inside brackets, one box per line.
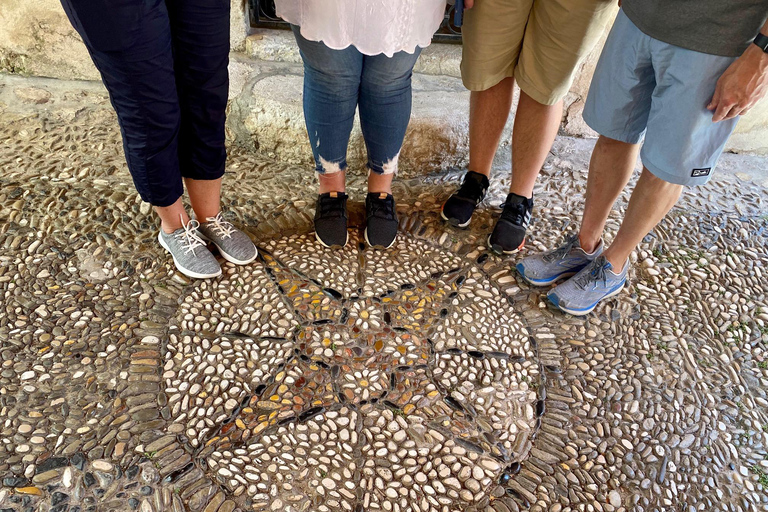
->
[582, 110, 645, 145]
[641, 154, 712, 187]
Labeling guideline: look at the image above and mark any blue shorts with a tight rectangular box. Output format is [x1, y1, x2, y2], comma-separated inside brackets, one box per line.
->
[583, 10, 739, 187]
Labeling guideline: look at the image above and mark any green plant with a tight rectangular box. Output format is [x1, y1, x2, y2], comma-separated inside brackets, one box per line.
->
[750, 465, 768, 487]
[0, 53, 28, 75]
[727, 321, 749, 334]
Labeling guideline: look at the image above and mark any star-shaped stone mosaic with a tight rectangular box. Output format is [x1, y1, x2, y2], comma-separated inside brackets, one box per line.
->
[164, 232, 544, 511]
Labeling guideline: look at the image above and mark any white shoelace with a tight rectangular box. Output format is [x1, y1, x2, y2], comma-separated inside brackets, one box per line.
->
[205, 212, 235, 239]
[175, 217, 207, 256]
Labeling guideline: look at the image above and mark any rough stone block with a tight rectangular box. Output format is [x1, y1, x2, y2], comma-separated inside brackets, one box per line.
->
[226, 68, 501, 178]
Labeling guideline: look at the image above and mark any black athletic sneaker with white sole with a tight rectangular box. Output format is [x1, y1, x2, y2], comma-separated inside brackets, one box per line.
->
[365, 192, 398, 249]
[441, 171, 489, 228]
[488, 193, 533, 254]
[314, 192, 349, 248]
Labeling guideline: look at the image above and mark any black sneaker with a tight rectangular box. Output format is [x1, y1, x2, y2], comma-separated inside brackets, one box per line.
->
[441, 171, 490, 228]
[488, 193, 533, 254]
[314, 192, 349, 248]
[365, 192, 398, 249]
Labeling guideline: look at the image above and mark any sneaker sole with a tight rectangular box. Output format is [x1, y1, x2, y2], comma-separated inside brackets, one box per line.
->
[440, 206, 471, 228]
[315, 230, 349, 249]
[196, 233, 258, 265]
[364, 227, 396, 250]
[488, 234, 525, 255]
[547, 282, 625, 317]
[158, 231, 222, 279]
[516, 263, 577, 287]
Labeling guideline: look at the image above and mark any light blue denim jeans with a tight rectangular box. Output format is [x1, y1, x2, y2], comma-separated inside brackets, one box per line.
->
[291, 25, 422, 175]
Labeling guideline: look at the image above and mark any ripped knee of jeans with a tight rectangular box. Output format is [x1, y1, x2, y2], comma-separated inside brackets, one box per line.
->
[317, 156, 345, 175]
[369, 152, 400, 176]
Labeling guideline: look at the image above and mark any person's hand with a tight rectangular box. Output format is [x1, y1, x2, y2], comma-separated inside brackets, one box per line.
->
[708, 44, 768, 122]
[465, 0, 474, 8]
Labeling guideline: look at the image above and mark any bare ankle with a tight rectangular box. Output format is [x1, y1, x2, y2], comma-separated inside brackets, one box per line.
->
[161, 220, 182, 234]
[318, 171, 346, 194]
[191, 210, 221, 223]
[155, 204, 190, 234]
[367, 171, 394, 195]
[578, 232, 600, 254]
[603, 249, 629, 272]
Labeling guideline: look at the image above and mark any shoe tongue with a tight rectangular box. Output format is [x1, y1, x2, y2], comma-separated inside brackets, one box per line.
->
[378, 192, 388, 200]
[466, 171, 489, 187]
[505, 192, 531, 205]
[329, 192, 338, 198]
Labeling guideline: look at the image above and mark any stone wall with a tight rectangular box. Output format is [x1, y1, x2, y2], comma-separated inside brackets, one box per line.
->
[0, 0, 249, 80]
[1, 0, 767, 155]
[0, 0, 97, 80]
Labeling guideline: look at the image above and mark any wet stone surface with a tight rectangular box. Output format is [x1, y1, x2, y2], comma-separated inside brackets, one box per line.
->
[1, 75, 768, 512]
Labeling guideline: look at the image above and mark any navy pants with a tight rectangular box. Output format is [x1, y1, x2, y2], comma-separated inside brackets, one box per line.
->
[60, 0, 230, 207]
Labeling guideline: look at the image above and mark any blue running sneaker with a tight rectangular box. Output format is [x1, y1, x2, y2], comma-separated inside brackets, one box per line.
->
[547, 255, 628, 316]
[516, 234, 603, 287]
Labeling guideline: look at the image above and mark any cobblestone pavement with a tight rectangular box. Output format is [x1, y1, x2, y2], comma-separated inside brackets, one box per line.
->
[1, 75, 768, 512]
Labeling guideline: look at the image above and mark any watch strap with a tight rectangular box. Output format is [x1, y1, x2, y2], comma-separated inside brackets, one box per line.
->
[755, 33, 768, 53]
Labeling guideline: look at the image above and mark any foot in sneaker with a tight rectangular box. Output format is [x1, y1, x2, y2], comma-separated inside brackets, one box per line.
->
[197, 211, 258, 265]
[158, 219, 222, 279]
[441, 170, 489, 228]
[547, 255, 628, 316]
[315, 192, 349, 248]
[516, 233, 603, 286]
[488, 193, 533, 254]
[365, 192, 398, 249]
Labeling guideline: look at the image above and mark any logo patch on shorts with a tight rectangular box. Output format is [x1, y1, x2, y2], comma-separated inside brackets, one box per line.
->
[691, 168, 711, 178]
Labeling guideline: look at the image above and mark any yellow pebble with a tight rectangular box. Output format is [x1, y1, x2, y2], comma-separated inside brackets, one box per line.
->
[16, 487, 42, 496]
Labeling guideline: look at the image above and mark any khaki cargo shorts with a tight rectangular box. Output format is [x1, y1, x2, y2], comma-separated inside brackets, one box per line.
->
[460, 0, 618, 105]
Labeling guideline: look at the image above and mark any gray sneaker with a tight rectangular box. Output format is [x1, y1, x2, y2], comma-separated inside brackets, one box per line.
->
[158, 220, 222, 279]
[197, 212, 258, 265]
[516, 233, 603, 286]
[547, 255, 628, 316]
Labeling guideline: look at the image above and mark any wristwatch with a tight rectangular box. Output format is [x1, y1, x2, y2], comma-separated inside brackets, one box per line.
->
[755, 33, 768, 53]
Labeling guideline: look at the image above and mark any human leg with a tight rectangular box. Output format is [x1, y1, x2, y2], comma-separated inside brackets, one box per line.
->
[292, 26, 364, 247]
